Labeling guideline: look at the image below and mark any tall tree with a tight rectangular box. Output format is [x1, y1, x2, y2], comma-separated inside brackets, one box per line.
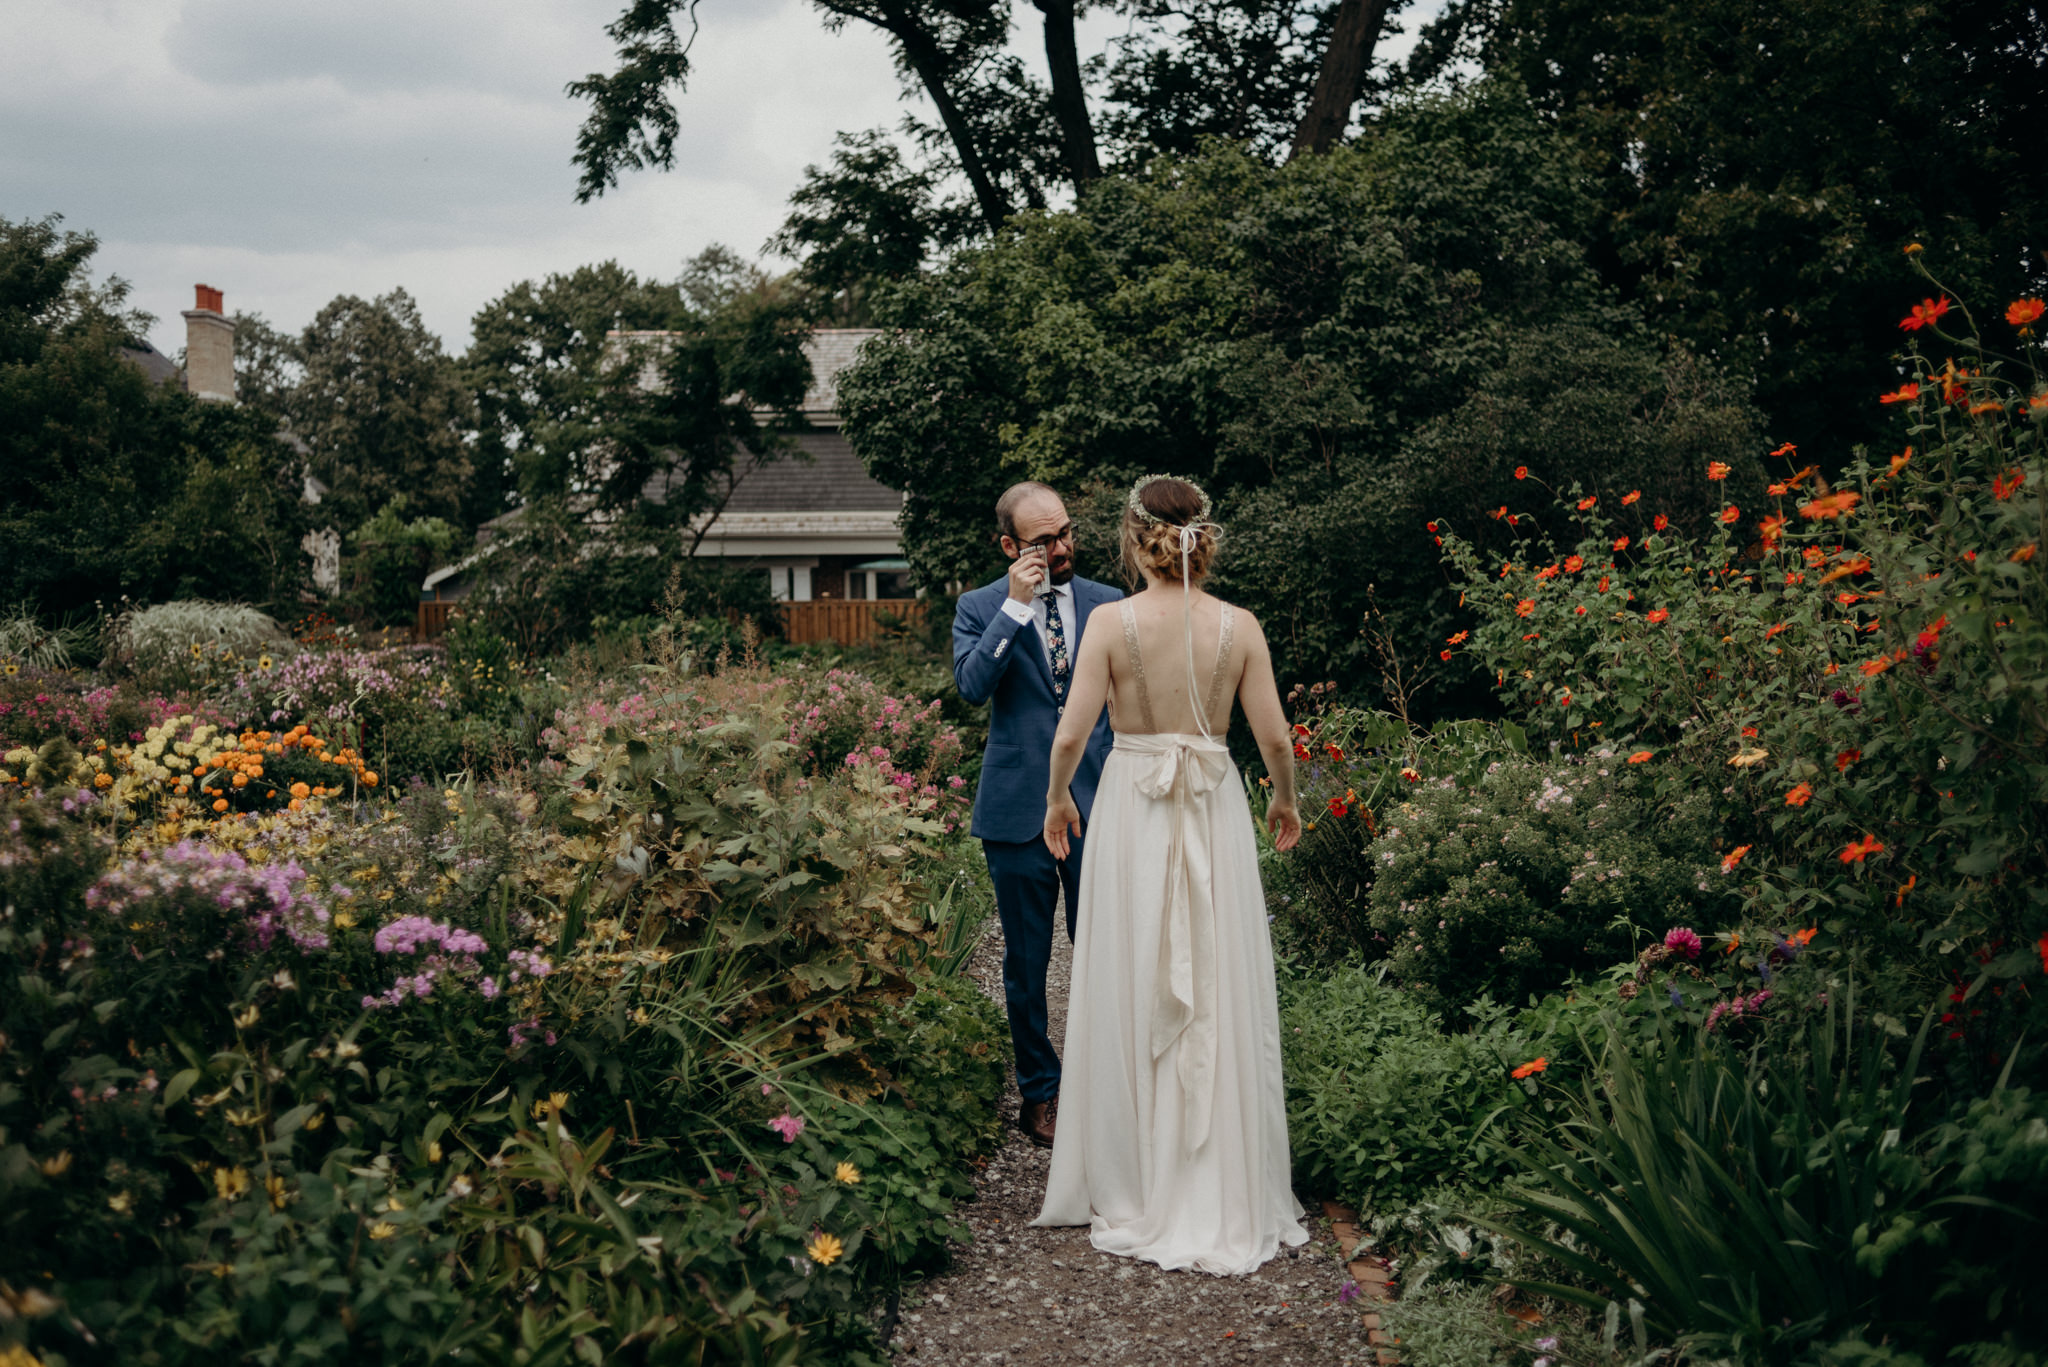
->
[293, 289, 473, 533]
[465, 261, 687, 517]
[1096, 1, 1332, 163]
[1288, 0, 1400, 157]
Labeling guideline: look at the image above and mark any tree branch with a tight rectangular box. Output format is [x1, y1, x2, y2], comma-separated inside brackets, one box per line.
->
[1034, 0, 1101, 187]
[1289, 0, 1392, 159]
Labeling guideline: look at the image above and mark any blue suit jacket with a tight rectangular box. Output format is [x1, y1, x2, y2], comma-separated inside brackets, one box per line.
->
[953, 574, 1123, 844]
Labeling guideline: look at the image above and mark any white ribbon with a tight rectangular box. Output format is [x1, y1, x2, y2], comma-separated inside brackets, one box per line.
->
[1119, 730, 1232, 1154]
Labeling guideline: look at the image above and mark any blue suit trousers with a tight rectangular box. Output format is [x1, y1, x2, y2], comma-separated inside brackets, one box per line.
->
[983, 834, 1084, 1104]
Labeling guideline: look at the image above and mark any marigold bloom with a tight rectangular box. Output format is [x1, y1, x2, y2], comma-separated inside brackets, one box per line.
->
[2007, 298, 2045, 331]
[1840, 834, 1885, 863]
[1707, 461, 1731, 480]
[1646, 608, 1670, 624]
[1898, 296, 1951, 331]
[1721, 844, 1752, 873]
[1515, 599, 1535, 618]
[212, 798, 228, 813]
[1720, 505, 1740, 524]
[1511, 1058, 1548, 1079]
[1878, 383, 1920, 405]
[1799, 491, 1862, 520]
[1835, 749, 1862, 772]
[806, 1231, 845, 1266]
[1992, 470, 2025, 500]
[1653, 514, 1670, 531]
[1627, 751, 1653, 763]
[1785, 782, 1813, 807]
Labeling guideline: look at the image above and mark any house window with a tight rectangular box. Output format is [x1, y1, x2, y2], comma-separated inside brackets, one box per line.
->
[847, 559, 912, 600]
[764, 565, 814, 602]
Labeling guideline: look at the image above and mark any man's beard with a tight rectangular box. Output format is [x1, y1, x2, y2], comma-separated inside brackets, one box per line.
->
[1047, 559, 1076, 586]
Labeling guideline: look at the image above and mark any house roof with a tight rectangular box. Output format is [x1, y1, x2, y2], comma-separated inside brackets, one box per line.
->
[699, 430, 902, 514]
[120, 339, 179, 387]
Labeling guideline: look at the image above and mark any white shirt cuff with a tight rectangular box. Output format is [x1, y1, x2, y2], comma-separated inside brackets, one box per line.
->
[999, 597, 1033, 625]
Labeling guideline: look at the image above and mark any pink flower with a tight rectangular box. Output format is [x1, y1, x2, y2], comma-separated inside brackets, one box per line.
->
[767, 1112, 805, 1143]
[1663, 927, 1702, 960]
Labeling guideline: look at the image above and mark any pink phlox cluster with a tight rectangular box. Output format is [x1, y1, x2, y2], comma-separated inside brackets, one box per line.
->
[508, 1016, 557, 1048]
[232, 647, 446, 724]
[1704, 988, 1774, 1032]
[1664, 926, 1703, 959]
[86, 839, 330, 951]
[767, 1112, 805, 1143]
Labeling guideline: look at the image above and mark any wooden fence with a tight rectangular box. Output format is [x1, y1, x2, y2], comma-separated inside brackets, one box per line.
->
[416, 597, 925, 647]
[780, 599, 926, 646]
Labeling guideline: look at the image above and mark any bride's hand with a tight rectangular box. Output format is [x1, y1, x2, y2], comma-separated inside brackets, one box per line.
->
[1044, 790, 1083, 861]
[1266, 801, 1301, 852]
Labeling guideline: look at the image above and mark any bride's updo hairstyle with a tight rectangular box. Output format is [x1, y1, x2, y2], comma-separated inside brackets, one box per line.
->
[1121, 475, 1220, 587]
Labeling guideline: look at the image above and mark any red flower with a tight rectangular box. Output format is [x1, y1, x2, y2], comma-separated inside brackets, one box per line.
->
[1597, 576, 1610, 592]
[1327, 797, 1349, 818]
[2038, 932, 2048, 974]
[1439, 648, 1453, 661]
[1627, 751, 1653, 763]
[1898, 296, 1951, 331]
[1564, 554, 1584, 573]
[1879, 383, 1921, 405]
[1491, 505, 1507, 520]
[1759, 513, 1787, 548]
[2006, 298, 2045, 332]
[1769, 442, 1798, 458]
[1764, 622, 1789, 640]
[1447, 630, 1469, 644]
[1514, 466, 1529, 480]
[1721, 505, 1741, 524]
[1788, 927, 1818, 947]
[1799, 491, 1862, 520]
[1721, 844, 1752, 873]
[1993, 470, 2025, 500]
[1840, 834, 1886, 863]
[1613, 535, 1631, 551]
[1515, 599, 1535, 618]
[1835, 749, 1862, 772]
[1426, 521, 1438, 532]
[1577, 496, 1597, 511]
[1786, 782, 1813, 807]
[1536, 563, 1561, 581]
[1325, 743, 1345, 761]
[1293, 743, 1311, 761]
[1653, 514, 1670, 531]
[1647, 608, 1670, 624]
[1622, 489, 1642, 504]
[1707, 461, 1731, 481]
[1510, 1058, 1548, 1079]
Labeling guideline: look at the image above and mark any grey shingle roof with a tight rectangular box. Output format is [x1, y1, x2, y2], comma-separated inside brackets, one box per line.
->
[712, 431, 902, 513]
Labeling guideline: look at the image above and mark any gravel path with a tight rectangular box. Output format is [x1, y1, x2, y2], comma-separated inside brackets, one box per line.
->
[890, 901, 1375, 1365]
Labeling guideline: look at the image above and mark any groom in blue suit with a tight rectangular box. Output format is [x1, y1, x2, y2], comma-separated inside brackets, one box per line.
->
[953, 481, 1121, 1147]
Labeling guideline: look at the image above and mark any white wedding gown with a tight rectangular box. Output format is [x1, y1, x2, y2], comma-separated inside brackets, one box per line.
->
[1032, 599, 1309, 1275]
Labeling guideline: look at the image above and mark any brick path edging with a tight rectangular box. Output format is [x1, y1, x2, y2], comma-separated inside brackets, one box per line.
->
[1323, 1200, 1399, 1365]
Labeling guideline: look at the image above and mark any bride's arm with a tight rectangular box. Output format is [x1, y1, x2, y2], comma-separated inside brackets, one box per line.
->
[1236, 614, 1301, 852]
[1044, 617, 1113, 860]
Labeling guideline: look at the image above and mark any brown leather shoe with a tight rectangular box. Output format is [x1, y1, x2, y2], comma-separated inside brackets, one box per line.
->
[1020, 1098, 1056, 1148]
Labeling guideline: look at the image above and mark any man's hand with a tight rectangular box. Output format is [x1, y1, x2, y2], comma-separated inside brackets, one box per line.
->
[1266, 801, 1302, 852]
[1007, 546, 1048, 604]
[1044, 788, 1082, 861]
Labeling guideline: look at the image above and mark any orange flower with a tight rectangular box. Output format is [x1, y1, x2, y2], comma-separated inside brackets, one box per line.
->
[1491, 505, 1507, 520]
[1536, 563, 1561, 581]
[212, 798, 228, 813]
[1653, 514, 1670, 531]
[1898, 296, 1951, 331]
[1860, 655, 1897, 677]
[1646, 608, 1670, 624]
[1992, 470, 2025, 500]
[1893, 875, 1916, 908]
[1764, 622, 1789, 639]
[1514, 466, 1529, 480]
[1707, 461, 1731, 481]
[1768, 482, 1788, 496]
[2012, 544, 2038, 563]
[1741, 726, 1759, 738]
[1597, 575, 1610, 592]
[1622, 489, 1642, 504]
[1627, 751, 1653, 763]
[1769, 442, 1798, 458]
[1515, 599, 1535, 618]
[1564, 554, 1584, 573]
[1724, 932, 1742, 955]
[1785, 782, 1813, 807]
[1784, 571, 1805, 585]
[1840, 834, 1886, 863]
[1799, 491, 1862, 520]
[1720, 505, 1740, 524]
[1835, 748, 1862, 772]
[1788, 926, 1818, 947]
[1819, 556, 1871, 584]
[1884, 447, 1913, 479]
[1879, 383, 1920, 405]
[1577, 495, 1597, 511]
[1721, 844, 1752, 873]
[1325, 744, 1344, 761]
[1447, 630, 1469, 644]
[1759, 513, 1787, 548]
[1510, 1058, 1548, 1079]
[1613, 535, 1631, 551]
[2007, 298, 2045, 332]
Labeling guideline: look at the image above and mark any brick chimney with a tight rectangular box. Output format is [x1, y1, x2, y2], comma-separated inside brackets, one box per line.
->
[182, 284, 235, 403]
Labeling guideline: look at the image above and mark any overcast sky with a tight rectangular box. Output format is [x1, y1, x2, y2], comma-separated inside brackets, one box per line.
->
[3, 1, 1433, 359]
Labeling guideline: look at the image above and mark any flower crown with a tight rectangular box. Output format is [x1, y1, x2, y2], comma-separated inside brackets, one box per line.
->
[1126, 474, 1215, 529]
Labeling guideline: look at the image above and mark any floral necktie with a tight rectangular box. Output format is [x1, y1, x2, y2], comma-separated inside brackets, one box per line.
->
[1044, 591, 1070, 697]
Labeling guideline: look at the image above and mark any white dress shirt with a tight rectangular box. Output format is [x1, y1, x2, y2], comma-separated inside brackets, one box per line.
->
[999, 578, 1075, 674]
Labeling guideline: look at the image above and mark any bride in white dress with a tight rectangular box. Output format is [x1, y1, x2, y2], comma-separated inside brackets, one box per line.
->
[1031, 474, 1309, 1276]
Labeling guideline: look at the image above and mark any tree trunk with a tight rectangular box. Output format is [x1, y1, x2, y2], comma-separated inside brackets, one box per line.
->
[1289, 0, 1392, 159]
[878, 6, 1017, 231]
[1034, 0, 1101, 187]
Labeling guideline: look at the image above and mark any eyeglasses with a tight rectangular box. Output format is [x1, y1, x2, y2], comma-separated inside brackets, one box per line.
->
[1018, 526, 1074, 552]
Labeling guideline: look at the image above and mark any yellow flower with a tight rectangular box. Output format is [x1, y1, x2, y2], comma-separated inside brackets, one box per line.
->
[213, 1166, 251, 1200]
[834, 1161, 862, 1185]
[258, 655, 273, 670]
[233, 1005, 260, 1029]
[806, 1231, 845, 1266]
[2, 662, 16, 676]
[303, 1111, 326, 1130]
[190, 643, 203, 659]
[39, 1150, 73, 1177]
[549, 1091, 570, 1115]
[367, 1221, 398, 1240]
[107, 1191, 134, 1214]
[265, 1173, 290, 1209]
[426, 1140, 443, 1164]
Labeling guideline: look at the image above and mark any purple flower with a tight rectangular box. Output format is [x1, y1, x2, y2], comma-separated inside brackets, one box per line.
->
[1663, 926, 1702, 960]
[1338, 1281, 1361, 1305]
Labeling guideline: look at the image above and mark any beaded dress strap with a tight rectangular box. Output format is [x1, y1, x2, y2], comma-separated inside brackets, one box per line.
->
[1202, 603, 1236, 730]
[1119, 600, 1159, 734]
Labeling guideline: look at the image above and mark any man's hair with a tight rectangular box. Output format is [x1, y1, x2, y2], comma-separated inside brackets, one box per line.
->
[995, 481, 1060, 541]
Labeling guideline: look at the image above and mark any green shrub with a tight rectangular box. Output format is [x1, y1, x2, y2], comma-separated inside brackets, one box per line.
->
[105, 600, 290, 689]
[1279, 964, 1541, 1212]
